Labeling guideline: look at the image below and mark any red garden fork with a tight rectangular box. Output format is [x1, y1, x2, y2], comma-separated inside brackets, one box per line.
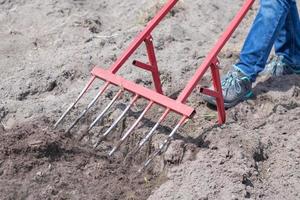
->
[54, 0, 255, 171]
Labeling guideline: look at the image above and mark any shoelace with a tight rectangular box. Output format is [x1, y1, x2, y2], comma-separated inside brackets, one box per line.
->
[264, 56, 300, 76]
[270, 56, 285, 75]
[221, 70, 242, 95]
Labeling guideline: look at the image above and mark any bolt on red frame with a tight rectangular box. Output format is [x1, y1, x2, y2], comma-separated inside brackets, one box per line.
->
[55, 0, 255, 171]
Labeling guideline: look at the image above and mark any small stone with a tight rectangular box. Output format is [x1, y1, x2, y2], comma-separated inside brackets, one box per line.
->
[289, 148, 295, 152]
[231, 195, 239, 200]
[36, 171, 43, 176]
[225, 51, 233, 58]
[211, 146, 218, 150]
[275, 105, 287, 114]
[0, 107, 8, 119]
[46, 80, 57, 92]
[219, 159, 225, 165]
[164, 140, 184, 164]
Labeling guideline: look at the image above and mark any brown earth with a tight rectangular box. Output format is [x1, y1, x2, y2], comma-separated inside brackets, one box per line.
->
[1, 0, 300, 200]
[0, 118, 166, 200]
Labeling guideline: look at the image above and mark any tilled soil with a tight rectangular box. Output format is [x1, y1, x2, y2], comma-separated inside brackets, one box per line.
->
[0, 119, 164, 200]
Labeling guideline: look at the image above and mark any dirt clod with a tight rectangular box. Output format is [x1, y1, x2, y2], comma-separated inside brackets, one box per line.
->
[0, 121, 161, 200]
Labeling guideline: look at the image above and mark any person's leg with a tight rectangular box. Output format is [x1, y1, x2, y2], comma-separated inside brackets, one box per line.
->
[274, 0, 300, 68]
[234, 0, 293, 81]
[204, 0, 296, 108]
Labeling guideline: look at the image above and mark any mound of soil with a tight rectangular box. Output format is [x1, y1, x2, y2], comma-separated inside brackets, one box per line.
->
[0, 119, 163, 200]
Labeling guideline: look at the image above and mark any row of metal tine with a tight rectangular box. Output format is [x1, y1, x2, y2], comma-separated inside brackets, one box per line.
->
[54, 78, 187, 172]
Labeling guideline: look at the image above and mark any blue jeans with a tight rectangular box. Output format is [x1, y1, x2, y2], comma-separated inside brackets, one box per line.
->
[234, 0, 300, 81]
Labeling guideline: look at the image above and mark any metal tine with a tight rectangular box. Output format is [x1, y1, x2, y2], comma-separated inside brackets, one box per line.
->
[138, 116, 187, 173]
[130, 109, 170, 155]
[54, 76, 96, 128]
[88, 89, 123, 131]
[94, 94, 139, 148]
[66, 82, 110, 133]
[108, 101, 154, 156]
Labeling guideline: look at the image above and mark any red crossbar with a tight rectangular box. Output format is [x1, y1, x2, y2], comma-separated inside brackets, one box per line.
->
[91, 67, 195, 117]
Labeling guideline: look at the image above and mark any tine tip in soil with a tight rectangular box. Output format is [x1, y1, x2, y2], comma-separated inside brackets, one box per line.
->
[130, 109, 170, 155]
[108, 147, 117, 156]
[109, 101, 153, 156]
[54, 76, 96, 128]
[139, 116, 187, 172]
[102, 94, 139, 138]
[65, 82, 110, 133]
[93, 135, 106, 148]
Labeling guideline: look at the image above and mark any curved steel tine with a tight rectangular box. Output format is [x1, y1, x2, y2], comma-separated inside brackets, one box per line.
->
[94, 94, 139, 148]
[109, 101, 154, 156]
[54, 76, 96, 128]
[130, 109, 170, 155]
[88, 89, 123, 131]
[138, 116, 187, 173]
[66, 82, 110, 133]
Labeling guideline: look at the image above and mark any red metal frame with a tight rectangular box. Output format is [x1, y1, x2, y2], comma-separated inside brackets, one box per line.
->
[89, 0, 255, 124]
[133, 35, 163, 94]
[91, 67, 194, 116]
[178, 0, 255, 123]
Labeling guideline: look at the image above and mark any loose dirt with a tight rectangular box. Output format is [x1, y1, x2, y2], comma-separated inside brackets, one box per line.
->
[149, 75, 300, 200]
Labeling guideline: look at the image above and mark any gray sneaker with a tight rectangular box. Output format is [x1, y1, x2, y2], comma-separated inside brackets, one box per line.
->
[264, 55, 300, 76]
[203, 68, 253, 108]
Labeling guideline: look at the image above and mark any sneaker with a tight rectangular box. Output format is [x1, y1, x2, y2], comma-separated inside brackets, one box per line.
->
[264, 55, 300, 76]
[203, 68, 253, 108]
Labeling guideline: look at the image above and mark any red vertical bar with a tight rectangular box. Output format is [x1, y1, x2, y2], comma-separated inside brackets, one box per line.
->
[210, 61, 226, 124]
[144, 36, 163, 94]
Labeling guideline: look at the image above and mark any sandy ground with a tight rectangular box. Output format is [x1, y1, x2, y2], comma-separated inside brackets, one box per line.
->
[149, 75, 300, 200]
[0, 0, 300, 199]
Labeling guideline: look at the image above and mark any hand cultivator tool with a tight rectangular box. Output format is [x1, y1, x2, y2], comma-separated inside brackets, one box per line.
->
[55, 0, 255, 171]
